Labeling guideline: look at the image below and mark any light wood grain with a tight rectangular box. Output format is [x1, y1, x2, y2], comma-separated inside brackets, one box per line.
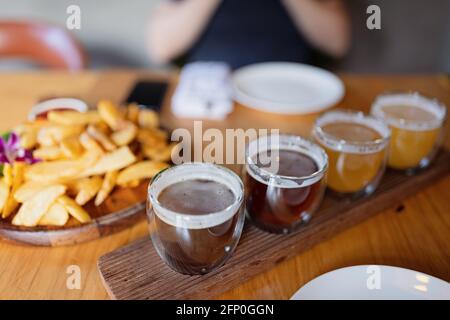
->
[0, 71, 449, 300]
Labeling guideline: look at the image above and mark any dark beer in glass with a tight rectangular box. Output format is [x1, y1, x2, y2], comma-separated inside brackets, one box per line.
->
[147, 163, 244, 275]
[244, 134, 328, 234]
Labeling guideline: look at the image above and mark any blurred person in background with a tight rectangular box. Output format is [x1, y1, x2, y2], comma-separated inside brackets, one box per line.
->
[147, 0, 351, 68]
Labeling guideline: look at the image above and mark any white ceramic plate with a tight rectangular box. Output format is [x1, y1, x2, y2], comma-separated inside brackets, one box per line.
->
[291, 265, 450, 300]
[232, 62, 344, 115]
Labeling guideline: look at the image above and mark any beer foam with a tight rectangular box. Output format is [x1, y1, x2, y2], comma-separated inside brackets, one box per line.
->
[313, 110, 390, 154]
[245, 135, 328, 189]
[371, 93, 446, 131]
[149, 163, 243, 229]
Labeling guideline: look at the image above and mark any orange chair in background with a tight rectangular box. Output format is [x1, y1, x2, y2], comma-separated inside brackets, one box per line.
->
[0, 21, 87, 70]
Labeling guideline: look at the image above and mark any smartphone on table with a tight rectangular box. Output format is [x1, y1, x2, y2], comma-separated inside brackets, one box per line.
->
[124, 80, 169, 113]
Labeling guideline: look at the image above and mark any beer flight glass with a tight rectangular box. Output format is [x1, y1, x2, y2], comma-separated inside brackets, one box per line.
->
[313, 110, 391, 198]
[147, 163, 244, 275]
[371, 92, 447, 173]
[243, 134, 328, 234]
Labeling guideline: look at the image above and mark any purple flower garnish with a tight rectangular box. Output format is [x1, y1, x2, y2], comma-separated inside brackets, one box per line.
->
[0, 132, 39, 165]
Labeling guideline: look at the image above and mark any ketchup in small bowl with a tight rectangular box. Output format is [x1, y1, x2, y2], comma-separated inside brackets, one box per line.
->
[29, 98, 88, 120]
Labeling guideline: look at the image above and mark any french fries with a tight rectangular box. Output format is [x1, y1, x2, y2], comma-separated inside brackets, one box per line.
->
[87, 125, 116, 151]
[79, 132, 104, 154]
[126, 103, 140, 123]
[138, 109, 159, 129]
[117, 161, 169, 186]
[33, 145, 64, 160]
[60, 136, 83, 158]
[14, 120, 50, 133]
[12, 185, 66, 226]
[111, 122, 137, 146]
[2, 162, 26, 218]
[3, 163, 13, 186]
[14, 181, 54, 203]
[142, 143, 175, 162]
[80, 146, 136, 177]
[74, 176, 102, 206]
[24, 150, 100, 183]
[47, 110, 101, 125]
[121, 179, 140, 188]
[37, 125, 84, 146]
[19, 130, 38, 149]
[14, 121, 49, 149]
[98, 100, 123, 130]
[137, 128, 167, 149]
[38, 202, 69, 226]
[95, 121, 110, 134]
[3, 100, 172, 228]
[37, 128, 56, 146]
[95, 170, 118, 206]
[57, 195, 91, 223]
[0, 179, 10, 214]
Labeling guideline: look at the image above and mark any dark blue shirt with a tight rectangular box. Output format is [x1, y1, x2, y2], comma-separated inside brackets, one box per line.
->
[182, 0, 314, 69]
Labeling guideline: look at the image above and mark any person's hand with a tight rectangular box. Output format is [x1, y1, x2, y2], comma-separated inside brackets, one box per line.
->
[282, 0, 351, 58]
[148, 0, 222, 64]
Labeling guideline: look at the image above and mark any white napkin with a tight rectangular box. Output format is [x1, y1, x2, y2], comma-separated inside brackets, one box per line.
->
[171, 62, 233, 120]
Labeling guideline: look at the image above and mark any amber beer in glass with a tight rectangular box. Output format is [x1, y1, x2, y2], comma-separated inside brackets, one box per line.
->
[371, 92, 446, 172]
[313, 110, 391, 197]
[147, 163, 244, 275]
[244, 134, 328, 234]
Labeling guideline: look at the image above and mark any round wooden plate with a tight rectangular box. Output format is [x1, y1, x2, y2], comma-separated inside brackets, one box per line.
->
[0, 181, 148, 246]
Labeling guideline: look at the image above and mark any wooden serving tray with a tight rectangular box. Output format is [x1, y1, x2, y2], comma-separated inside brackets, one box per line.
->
[0, 182, 148, 246]
[98, 151, 450, 300]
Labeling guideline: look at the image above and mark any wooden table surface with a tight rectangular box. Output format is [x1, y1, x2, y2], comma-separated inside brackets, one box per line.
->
[0, 70, 449, 300]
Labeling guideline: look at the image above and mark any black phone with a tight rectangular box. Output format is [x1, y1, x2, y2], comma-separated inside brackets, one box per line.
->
[124, 80, 169, 112]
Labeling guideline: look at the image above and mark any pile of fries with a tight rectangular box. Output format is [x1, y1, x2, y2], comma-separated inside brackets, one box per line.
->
[0, 101, 172, 227]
